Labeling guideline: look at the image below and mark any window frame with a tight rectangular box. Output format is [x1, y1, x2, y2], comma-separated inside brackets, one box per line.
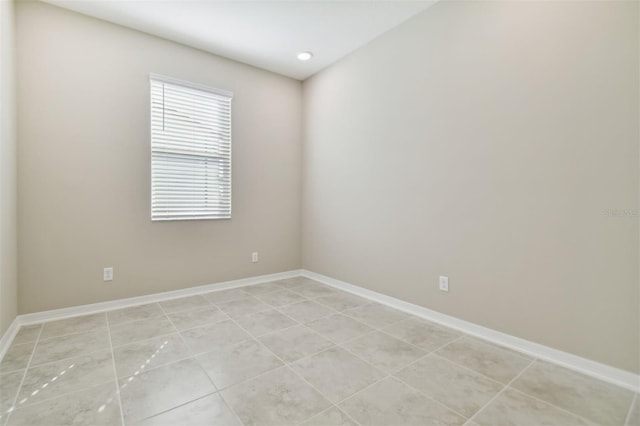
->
[149, 74, 233, 222]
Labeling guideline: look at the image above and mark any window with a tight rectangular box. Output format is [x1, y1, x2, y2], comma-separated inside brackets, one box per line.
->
[150, 74, 233, 221]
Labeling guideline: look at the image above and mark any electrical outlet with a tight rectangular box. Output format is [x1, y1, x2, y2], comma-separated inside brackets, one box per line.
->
[251, 252, 259, 263]
[104, 267, 113, 282]
[439, 276, 449, 292]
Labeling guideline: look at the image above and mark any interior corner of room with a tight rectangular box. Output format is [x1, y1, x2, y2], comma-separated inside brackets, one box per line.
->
[0, 0, 638, 417]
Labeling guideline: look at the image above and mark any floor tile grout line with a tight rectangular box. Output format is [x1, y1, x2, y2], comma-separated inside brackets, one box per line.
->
[156, 293, 212, 314]
[34, 314, 110, 343]
[216, 388, 247, 426]
[99, 281, 316, 425]
[382, 335, 465, 377]
[150, 304, 247, 426]
[371, 317, 529, 372]
[339, 305, 543, 388]
[6, 376, 118, 413]
[456, 334, 535, 364]
[0, 281, 349, 425]
[8, 279, 626, 426]
[505, 384, 605, 426]
[219, 314, 342, 425]
[2, 323, 44, 426]
[332, 330, 473, 422]
[119, 312, 227, 423]
[156, 302, 219, 392]
[338, 310, 452, 353]
[464, 357, 537, 425]
[335, 333, 470, 420]
[258, 288, 459, 372]
[303, 404, 363, 426]
[105, 312, 127, 426]
[333, 334, 475, 422]
[113, 303, 207, 381]
[311, 294, 467, 354]
[133, 390, 218, 424]
[624, 392, 638, 426]
[116, 351, 194, 380]
[4, 344, 110, 373]
[427, 351, 512, 387]
[107, 312, 167, 329]
[290, 319, 471, 422]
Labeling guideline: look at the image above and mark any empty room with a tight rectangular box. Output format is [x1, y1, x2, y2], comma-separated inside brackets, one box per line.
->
[0, 0, 638, 425]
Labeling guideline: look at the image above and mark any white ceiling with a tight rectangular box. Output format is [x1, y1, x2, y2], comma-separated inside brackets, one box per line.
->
[41, 0, 436, 80]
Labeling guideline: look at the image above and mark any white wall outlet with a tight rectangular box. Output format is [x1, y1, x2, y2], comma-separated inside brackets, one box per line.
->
[439, 276, 449, 292]
[251, 252, 259, 263]
[103, 267, 113, 281]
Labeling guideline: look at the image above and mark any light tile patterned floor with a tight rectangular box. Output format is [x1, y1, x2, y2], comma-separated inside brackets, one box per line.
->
[0, 277, 636, 426]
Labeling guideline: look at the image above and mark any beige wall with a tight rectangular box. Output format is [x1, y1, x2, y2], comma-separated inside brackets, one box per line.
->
[0, 0, 17, 336]
[17, 1, 302, 313]
[302, 0, 639, 373]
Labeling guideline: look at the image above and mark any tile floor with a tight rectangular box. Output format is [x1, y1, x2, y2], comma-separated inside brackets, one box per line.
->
[0, 277, 637, 426]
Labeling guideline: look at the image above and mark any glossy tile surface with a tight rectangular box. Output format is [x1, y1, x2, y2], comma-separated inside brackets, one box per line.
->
[6, 382, 121, 426]
[11, 325, 42, 345]
[0, 278, 634, 426]
[109, 317, 177, 348]
[241, 282, 285, 296]
[255, 289, 307, 307]
[277, 300, 336, 324]
[31, 330, 110, 366]
[119, 358, 214, 423]
[512, 360, 634, 425]
[137, 393, 240, 426]
[259, 324, 334, 363]
[395, 354, 502, 417]
[382, 317, 460, 352]
[306, 314, 373, 344]
[158, 295, 209, 314]
[271, 277, 308, 290]
[235, 309, 297, 337]
[301, 406, 357, 426]
[180, 320, 251, 354]
[196, 340, 282, 389]
[292, 347, 384, 403]
[292, 283, 341, 299]
[343, 302, 410, 328]
[203, 288, 250, 304]
[473, 387, 591, 426]
[40, 313, 107, 340]
[0, 370, 23, 415]
[222, 366, 330, 426]
[344, 331, 425, 373]
[166, 305, 229, 331]
[436, 337, 532, 383]
[215, 296, 271, 319]
[113, 334, 191, 378]
[17, 350, 114, 407]
[315, 293, 369, 312]
[339, 377, 466, 426]
[107, 303, 164, 326]
[0, 342, 34, 374]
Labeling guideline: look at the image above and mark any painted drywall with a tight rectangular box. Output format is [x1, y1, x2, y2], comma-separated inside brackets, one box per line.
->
[0, 0, 17, 337]
[302, 0, 639, 373]
[17, 1, 302, 313]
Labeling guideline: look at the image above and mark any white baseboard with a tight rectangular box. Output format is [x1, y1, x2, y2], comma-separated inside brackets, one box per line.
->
[16, 269, 302, 326]
[301, 269, 640, 393]
[2, 267, 637, 393]
[0, 318, 19, 361]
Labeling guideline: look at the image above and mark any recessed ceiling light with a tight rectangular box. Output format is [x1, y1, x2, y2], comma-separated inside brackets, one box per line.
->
[297, 51, 313, 61]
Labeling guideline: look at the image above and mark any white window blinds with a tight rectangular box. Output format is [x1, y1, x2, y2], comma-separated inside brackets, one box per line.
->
[150, 75, 233, 221]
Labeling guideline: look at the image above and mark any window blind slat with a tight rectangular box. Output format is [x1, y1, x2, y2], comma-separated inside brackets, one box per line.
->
[151, 76, 232, 221]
